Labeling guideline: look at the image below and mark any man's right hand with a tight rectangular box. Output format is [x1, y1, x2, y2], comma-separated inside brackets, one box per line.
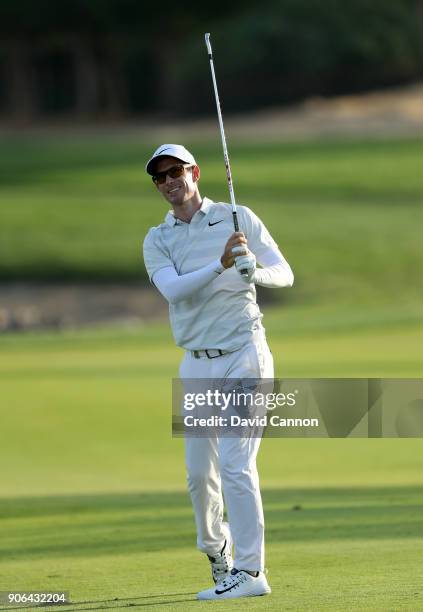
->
[221, 232, 248, 269]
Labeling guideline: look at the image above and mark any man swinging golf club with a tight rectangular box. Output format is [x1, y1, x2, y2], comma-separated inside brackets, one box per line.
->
[143, 142, 294, 599]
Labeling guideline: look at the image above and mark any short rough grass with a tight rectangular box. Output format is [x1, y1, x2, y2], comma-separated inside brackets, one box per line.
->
[1, 135, 423, 310]
[1, 311, 423, 610]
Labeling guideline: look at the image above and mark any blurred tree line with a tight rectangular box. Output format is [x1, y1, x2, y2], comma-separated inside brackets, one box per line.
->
[1, 0, 423, 121]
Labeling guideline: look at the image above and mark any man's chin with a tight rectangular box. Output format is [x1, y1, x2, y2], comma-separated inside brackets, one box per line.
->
[168, 195, 186, 206]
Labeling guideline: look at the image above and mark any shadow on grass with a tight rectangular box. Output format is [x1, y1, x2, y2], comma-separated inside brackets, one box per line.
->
[1, 485, 423, 562]
[0, 592, 198, 611]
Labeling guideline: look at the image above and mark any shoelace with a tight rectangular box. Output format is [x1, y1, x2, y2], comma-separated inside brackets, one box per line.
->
[216, 569, 249, 592]
[208, 539, 232, 582]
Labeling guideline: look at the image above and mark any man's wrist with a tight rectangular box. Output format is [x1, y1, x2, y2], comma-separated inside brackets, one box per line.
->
[249, 268, 258, 283]
[215, 258, 225, 274]
[220, 256, 229, 270]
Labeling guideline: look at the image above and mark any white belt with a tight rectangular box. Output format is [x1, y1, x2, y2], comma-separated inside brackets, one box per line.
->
[192, 349, 229, 359]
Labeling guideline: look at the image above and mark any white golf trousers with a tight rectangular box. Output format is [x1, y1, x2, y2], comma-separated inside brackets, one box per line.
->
[180, 327, 274, 572]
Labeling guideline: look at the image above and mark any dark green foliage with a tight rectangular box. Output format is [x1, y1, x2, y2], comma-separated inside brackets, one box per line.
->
[0, 0, 422, 116]
[180, 0, 423, 114]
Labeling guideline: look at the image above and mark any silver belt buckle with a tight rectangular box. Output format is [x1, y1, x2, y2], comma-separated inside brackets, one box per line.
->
[206, 349, 224, 359]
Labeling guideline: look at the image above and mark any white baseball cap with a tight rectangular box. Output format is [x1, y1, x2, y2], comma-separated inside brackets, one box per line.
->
[145, 144, 197, 175]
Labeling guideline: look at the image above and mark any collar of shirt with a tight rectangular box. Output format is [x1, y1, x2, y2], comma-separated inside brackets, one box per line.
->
[164, 197, 213, 227]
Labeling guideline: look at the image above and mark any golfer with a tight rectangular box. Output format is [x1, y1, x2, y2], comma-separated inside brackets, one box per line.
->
[143, 144, 294, 600]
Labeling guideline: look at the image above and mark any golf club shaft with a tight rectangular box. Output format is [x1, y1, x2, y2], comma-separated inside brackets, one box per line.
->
[205, 34, 237, 225]
[205, 33, 248, 275]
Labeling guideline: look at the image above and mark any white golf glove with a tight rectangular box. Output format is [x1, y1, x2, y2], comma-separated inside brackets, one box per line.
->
[234, 251, 257, 283]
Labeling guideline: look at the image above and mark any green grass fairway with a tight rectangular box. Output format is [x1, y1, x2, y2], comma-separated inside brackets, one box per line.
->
[1, 308, 423, 611]
[1, 132, 422, 609]
[2, 487, 423, 611]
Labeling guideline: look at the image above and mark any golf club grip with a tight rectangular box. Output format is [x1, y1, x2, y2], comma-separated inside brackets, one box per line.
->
[232, 212, 249, 276]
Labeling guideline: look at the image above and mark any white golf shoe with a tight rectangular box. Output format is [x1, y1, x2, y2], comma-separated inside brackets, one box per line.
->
[207, 523, 233, 584]
[197, 568, 271, 600]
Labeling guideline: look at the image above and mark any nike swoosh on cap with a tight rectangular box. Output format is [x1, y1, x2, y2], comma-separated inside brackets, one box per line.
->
[155, 147, 172, 156]
[208, 220, 224, 226]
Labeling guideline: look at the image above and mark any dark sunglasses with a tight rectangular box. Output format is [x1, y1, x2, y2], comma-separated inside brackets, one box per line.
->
[152, 164, 193, 185]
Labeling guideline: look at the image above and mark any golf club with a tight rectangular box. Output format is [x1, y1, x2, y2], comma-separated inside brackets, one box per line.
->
[205, 32, 248, 276]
